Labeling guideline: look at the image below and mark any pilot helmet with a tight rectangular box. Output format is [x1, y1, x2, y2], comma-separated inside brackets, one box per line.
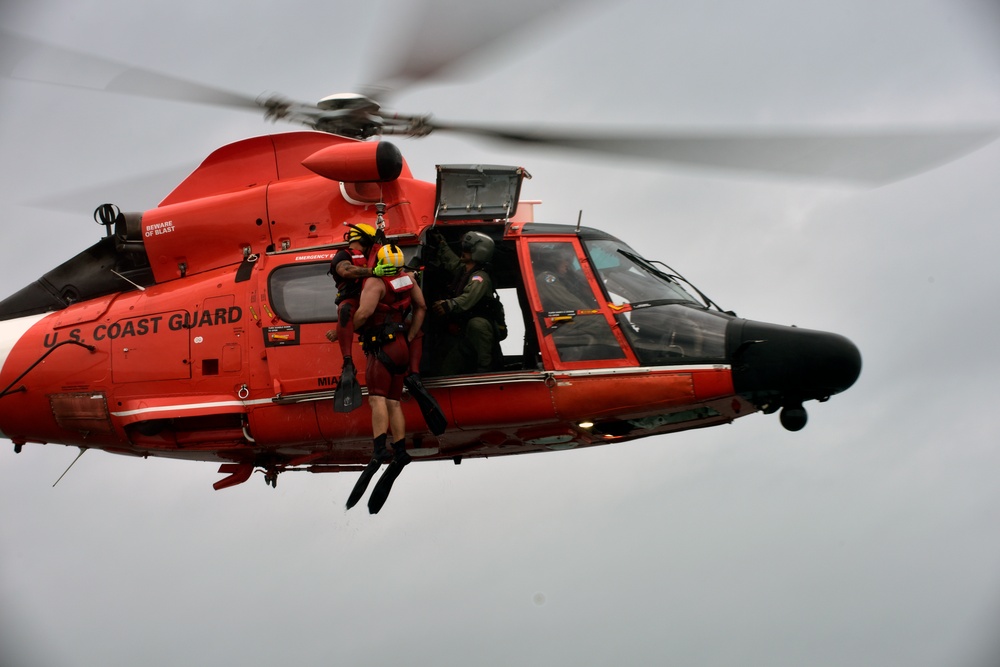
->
[461, 231, 495, 264]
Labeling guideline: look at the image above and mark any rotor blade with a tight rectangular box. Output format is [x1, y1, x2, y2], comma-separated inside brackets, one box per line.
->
[22, 164, 197, 213]
[362, 0, 600, 100]
[430, 121, 1000, 184]
[0, 29, 260, 110]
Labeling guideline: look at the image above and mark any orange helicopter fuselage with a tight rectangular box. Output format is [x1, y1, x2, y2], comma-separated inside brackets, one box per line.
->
[0, 131, 853, 489]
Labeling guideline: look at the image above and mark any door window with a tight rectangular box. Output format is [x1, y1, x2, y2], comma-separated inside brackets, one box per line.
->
[268, 262, 338, 324]
[528, 241, 625, 363]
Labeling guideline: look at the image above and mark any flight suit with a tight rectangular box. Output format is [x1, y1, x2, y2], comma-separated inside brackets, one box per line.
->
[432, 241, 500, 374]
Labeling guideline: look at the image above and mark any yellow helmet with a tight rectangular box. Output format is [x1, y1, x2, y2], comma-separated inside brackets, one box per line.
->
[376, 244, 405, 269]
[345, 223, 377, 246]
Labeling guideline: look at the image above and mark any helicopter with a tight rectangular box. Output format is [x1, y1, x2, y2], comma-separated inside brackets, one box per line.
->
[0, 9, 992, 509]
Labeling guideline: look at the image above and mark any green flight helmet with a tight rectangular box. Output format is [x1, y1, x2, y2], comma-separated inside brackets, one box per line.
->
[461, 231, 495, 264]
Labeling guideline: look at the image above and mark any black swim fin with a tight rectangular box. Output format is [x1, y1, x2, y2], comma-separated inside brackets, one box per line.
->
[346, 435, 393, 510]
[334, 358, 363, 413]
[368, 441, 411, 514]
[404, 373, 447, 435]
[346, 457, 381, 510]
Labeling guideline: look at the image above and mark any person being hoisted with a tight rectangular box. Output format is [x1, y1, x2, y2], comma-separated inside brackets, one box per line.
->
[328, 223, 394, 412]
[346, 243, 428, 513]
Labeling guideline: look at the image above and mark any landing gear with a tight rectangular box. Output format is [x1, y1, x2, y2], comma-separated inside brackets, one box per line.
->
[263, 468, 279, 488]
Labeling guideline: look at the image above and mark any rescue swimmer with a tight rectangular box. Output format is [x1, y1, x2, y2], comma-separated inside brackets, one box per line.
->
[346, 244, 427, 513]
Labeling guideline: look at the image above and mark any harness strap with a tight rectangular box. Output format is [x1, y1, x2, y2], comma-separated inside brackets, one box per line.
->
[360, 323, 408, 374]
[375, 347, 408, 375]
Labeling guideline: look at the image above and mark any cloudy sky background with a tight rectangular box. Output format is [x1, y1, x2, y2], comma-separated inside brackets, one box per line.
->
[1, 1, 1000, 665]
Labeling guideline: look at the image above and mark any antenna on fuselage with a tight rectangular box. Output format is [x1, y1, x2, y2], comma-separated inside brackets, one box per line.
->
[111, 269, 146, 292]
[52, 447, 87, 488]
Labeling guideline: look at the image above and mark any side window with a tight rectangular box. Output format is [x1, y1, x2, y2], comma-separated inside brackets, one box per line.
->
[531, 242, 599, 313]
[269, 263, 338, 323]
[528, 242, 625, 363]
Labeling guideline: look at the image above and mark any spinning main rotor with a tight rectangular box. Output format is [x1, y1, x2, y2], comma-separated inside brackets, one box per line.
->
[260, 92, 432, 140]
[1, 0, 997, 185]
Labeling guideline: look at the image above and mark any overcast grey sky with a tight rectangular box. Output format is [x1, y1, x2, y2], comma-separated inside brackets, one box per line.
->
[2, 1, 1000, 666]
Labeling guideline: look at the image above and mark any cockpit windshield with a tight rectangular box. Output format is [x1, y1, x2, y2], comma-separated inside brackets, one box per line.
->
[583, 237, 731, 364]
[584, 239, 703, 307]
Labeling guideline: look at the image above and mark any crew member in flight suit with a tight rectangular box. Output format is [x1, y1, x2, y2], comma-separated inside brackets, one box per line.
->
[429, 230, 504, 375]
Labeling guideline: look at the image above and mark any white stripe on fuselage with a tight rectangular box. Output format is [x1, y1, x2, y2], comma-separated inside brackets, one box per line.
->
[0, 313, 49, 375]
[0, 313, 49, 438]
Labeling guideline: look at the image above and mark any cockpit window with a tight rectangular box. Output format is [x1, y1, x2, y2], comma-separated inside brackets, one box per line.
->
[585, 239, 701, 307]
[530, 242, 599, 313]
[583, 238, 730, 364]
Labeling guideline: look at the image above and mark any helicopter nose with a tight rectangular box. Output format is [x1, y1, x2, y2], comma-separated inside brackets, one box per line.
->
[729, 319, 862, 407]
